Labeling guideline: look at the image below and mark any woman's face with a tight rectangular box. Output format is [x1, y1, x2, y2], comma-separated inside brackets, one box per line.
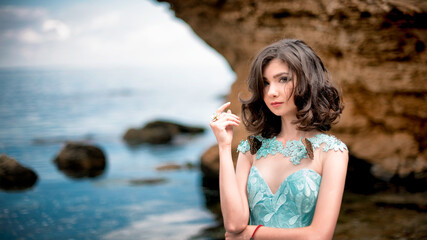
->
[262, 58, 297, 118]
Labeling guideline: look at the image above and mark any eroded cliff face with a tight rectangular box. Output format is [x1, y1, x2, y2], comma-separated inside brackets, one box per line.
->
[157, 0, 427, 180]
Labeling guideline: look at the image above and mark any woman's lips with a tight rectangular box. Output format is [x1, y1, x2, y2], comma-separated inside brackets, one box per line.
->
[271, 102, 283, 107]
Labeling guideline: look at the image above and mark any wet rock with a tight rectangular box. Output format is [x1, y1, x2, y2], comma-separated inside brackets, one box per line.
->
[200, 144, 239, 180]
[128, 177, 167, 186]
[53, 142, 107, 178]
[373, 192, 427, 212]
[155, 162, 196, 171]
[156, 163, 182, 171]
[32, 134, 94, 145]
[336, 192, 427, 239]
[123, 120, 205, 145]
[200, 145, 220, 180]
[0, 155, 38, 191]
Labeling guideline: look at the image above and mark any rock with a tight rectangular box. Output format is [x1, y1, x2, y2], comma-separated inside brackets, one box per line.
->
[124, 127, 172, 145]
[32, 134, 94, 145]
[53, 142, 107, 178]
[0, 155, 38, 191]
[156, 163, 182, 171]
[123, 120, 205, 145]
[200, 144, 239, 178]
[336, 192, 427, 239]
[200, 145, 220, 180]
[157, 0, 427, 186]
[128, 177, 167, 186]
[155, 162, 197, 171]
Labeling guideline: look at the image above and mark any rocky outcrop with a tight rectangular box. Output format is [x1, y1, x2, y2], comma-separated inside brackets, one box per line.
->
[157, 0, 427, 182]
[53, 142, 107, 178]
[123, 120, 205, 145]
[0, 155, 38, 191]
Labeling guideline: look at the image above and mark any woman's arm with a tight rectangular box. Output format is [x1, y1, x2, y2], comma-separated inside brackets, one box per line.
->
[225, 149, 349, 240]
[209, 102, 252, 233]
[220, 149, 252, 233]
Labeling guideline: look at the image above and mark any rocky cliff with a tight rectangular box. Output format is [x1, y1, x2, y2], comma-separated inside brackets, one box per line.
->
[157, 0, 427, 182]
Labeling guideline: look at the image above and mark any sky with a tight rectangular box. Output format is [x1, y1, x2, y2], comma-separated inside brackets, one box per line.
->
[0, 0, 231, 70]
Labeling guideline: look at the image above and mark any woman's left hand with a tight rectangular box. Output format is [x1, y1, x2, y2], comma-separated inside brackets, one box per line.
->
[225, 225, 255, 240]
[209, 102, 240, 148]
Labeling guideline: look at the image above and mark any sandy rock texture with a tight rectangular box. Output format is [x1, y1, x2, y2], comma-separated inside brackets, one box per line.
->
[158, 0, 427, 180]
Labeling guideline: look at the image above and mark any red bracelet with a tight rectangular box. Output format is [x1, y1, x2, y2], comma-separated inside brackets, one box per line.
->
[250, 224, 263, 240]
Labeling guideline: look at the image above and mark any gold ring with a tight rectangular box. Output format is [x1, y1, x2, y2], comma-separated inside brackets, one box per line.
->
[211, 113, 220, 122]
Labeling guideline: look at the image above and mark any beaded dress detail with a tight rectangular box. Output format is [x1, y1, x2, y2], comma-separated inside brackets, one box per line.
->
[237, 134, 347, 228]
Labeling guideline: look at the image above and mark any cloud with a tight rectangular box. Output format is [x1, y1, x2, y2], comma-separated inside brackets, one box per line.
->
[0, 6, 70, 44]
[17, 28, 43, 43]
[42, 19, 70, 41]
[0, 5, 47, 23]
[89, 12, 121, 30]
[0, 1, 229, 69]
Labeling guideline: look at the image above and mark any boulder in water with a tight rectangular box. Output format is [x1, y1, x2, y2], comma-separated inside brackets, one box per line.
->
[123, 120, 205, 145]
[0, 155, 38, 191]
[53, 142, 107, 178]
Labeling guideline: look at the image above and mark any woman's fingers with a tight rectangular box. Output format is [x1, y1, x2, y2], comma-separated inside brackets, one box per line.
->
[211, 102, 240, 124]
[216, 102, 231, 114]
[210, 115, 240, 127]
[210, 114, 240, 131]
[210, 103, 240, 145]
[220, 112, 240, 123]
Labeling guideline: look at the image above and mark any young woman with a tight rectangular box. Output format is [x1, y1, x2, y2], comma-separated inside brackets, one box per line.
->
[209, 39, 348, 240]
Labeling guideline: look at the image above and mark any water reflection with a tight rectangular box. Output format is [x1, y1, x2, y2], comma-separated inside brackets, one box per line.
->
[102, 208, 214, 240]
[0, 66, 232, 239]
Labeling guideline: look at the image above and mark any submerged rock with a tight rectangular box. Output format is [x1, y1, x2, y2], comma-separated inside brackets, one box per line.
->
[128, 177, 167, 186]
[0, 155, 38, 191]
[53, 142, 107, 178]
[123, 120, 205, 145]
[155, 162, 197, 171]
[156, 163, 182, 171]
[32, 134, 94, 145]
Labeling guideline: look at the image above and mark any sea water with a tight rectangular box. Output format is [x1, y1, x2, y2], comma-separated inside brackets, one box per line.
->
[0, 66, 234, 239]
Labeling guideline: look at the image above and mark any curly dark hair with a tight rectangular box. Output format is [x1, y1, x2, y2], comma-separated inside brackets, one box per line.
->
[240, 39, 344, 138]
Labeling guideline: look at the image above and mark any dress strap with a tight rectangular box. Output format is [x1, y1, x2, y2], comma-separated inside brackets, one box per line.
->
[237, 138, 251, 154]
[236, 134, 347, 165]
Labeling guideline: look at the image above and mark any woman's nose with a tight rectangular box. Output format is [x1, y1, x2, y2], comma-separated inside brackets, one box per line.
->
[268, 84, 279, 97]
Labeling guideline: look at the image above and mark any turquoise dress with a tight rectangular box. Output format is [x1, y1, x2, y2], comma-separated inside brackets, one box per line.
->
[237, 134, 347, 228]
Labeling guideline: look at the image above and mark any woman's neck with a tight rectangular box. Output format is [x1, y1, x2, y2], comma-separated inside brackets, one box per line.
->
[277, 115, 317, 141]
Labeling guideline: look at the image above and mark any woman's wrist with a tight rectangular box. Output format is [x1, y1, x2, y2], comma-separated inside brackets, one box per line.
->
[218, 143, 232, 152]
[250, 225, 263, 240]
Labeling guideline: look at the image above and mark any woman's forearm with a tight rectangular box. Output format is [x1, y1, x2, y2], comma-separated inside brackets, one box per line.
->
[252, 224, 332, 240]
[226, 224, 332, 240]
[219, 144, 249, 233]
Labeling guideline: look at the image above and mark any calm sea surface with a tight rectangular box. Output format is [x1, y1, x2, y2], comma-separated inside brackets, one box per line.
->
[0, 66, 234, 239]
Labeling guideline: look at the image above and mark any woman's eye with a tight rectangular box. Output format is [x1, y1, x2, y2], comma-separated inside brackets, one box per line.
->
[263, 80, 270, 86]
[279, 77, 289, 83]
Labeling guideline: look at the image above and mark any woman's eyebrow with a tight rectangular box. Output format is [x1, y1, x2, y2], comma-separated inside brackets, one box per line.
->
[273, 72, 289, 79]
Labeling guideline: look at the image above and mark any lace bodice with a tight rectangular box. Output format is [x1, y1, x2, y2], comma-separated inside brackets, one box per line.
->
[237, 133, 347, 228]
[237, 134, 348, 165]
